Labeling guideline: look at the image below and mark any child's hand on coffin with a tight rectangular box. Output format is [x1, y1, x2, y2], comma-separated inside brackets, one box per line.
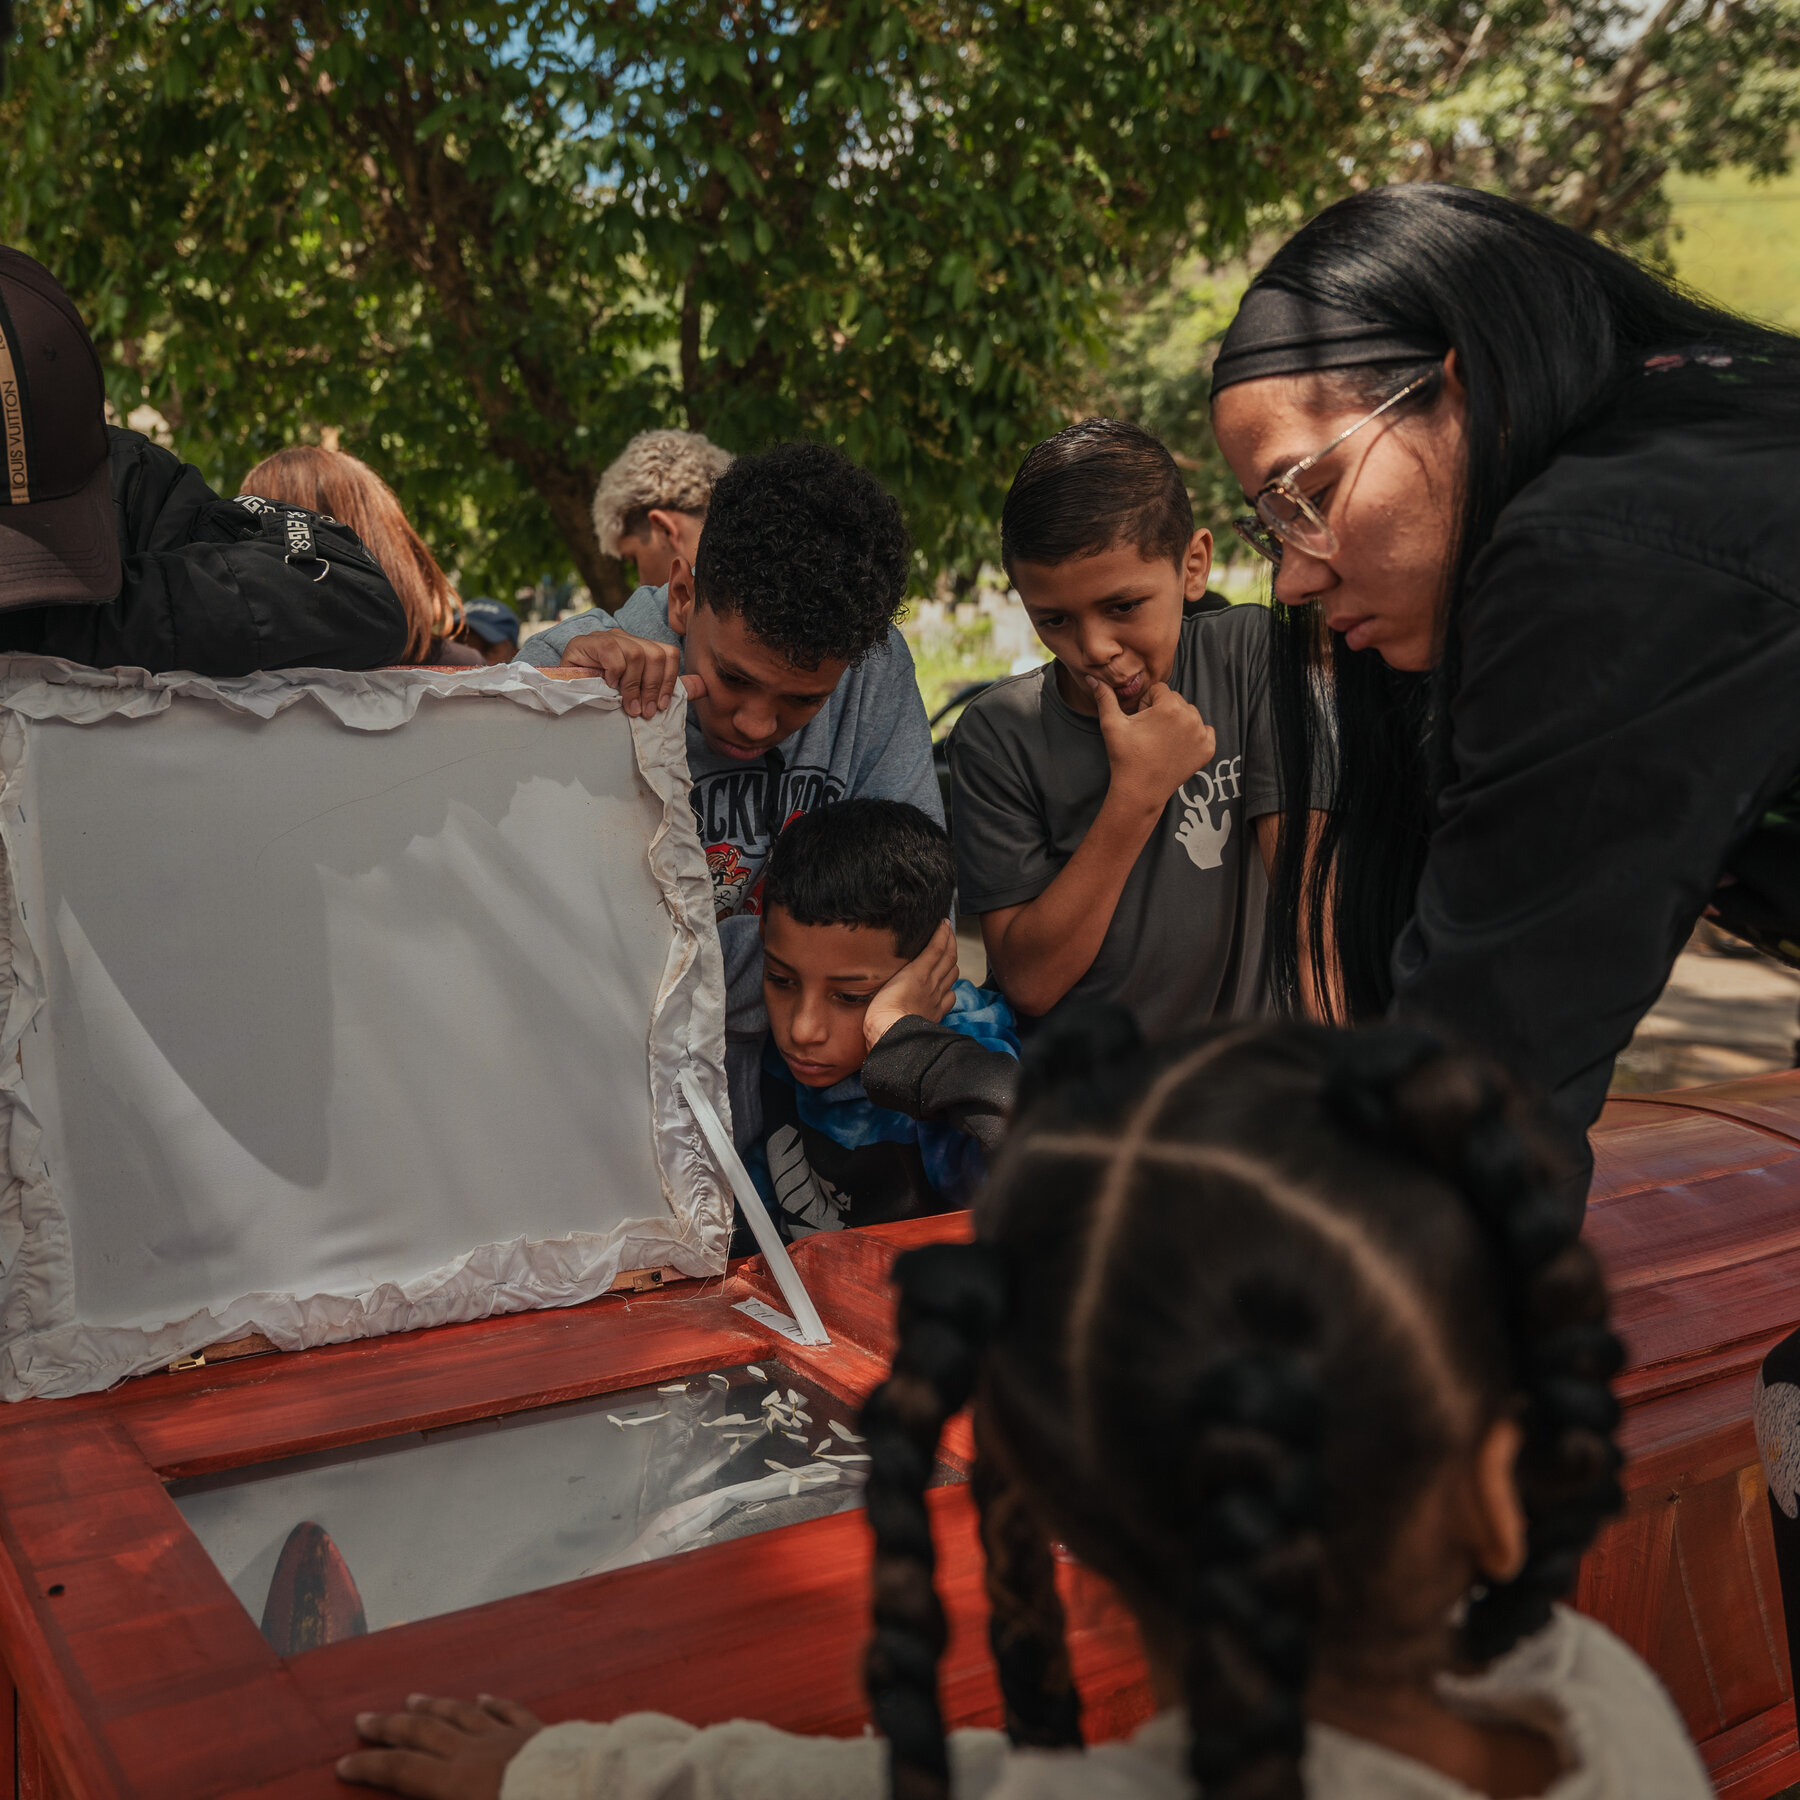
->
[549, 628, 704, 718]
[863, 919, 960, 1050]
[338, 1694, 543, 1799]
[1089, 676, 1215, 811]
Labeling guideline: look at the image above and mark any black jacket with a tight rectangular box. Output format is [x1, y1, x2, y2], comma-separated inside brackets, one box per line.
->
[737, 1016, 1017, 1252]
[0, 430, 409, 674]
[1392, 354, 1800, 1139]
[859, 1013, 1015, 1156]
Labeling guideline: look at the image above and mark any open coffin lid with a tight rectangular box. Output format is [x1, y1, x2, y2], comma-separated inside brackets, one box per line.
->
[0, 656, 736, 1400]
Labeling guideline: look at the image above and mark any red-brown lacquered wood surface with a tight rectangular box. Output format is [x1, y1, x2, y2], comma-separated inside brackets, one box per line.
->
[1580, 1071, 1800, 1796]
[43, 1293, 774, 1481]
[279, 1487, 1145, 1789]
[0, 1218, 1142, 1800]
[10, 1077, 1800, 1799]
[1, 1653, 17, 1797]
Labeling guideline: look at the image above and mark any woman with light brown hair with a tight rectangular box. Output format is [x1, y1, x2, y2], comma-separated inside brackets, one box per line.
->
[240, 446, 479, 665]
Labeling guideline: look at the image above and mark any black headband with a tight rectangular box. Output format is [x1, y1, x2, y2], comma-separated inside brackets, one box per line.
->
[1210, 283, 1446, 397]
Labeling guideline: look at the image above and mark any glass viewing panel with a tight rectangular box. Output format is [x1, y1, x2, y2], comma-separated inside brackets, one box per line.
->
[170, 1360, 954, 1654]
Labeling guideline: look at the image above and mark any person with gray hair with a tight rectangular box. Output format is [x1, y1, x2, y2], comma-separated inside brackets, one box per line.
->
[593, 428, 734, 589]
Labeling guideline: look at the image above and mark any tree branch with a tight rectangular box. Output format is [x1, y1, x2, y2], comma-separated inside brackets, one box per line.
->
[281, 0, 625, 604]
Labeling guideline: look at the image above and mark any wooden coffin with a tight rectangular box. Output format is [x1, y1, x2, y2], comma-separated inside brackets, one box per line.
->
[1579, 1070, 1800, 1799]
[6, 1072, 1800, 1799]
[0, 1215, 1148, 1800]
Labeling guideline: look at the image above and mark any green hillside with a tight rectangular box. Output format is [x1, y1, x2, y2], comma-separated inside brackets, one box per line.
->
[1667, 165, 1800, 328]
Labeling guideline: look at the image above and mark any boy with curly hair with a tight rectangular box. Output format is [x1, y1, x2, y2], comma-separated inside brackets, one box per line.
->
[520, 441, 938, 1148]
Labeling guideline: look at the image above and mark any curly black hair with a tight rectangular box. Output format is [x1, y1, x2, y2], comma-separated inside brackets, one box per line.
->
[692, 441, 912, 669]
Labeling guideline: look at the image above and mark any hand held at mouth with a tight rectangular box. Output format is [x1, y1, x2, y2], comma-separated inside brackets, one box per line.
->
[551, 630, 706, 717]
[1090, 677, 1216, 811]
[863, 919, 960, 1050]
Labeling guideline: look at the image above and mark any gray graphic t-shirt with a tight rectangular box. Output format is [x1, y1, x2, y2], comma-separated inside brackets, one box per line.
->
[519, 585, 940, 1144]
[947, 602, 1281, 1037]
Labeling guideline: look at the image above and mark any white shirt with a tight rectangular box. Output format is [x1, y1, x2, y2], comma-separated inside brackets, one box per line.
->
[500, 1607, 1711, 1800]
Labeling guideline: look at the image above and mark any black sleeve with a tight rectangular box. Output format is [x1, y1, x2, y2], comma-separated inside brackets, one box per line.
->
[1391, 523, 1800, 1141]
[859, 1015, 1017, 1155]
[0, 432, 409, 676]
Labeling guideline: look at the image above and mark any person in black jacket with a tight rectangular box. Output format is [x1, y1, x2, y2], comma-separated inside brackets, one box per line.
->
[1205, 185, 1800, 1686]
[0, 245, 407, 674]
[1204, 185, 1800, 1157]
[240, 445, 483, 666]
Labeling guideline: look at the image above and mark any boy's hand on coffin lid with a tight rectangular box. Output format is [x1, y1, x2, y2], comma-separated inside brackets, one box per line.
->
[1090, 677, 1216, 811]
[542, 660, 704, 707]
[338, 1694, 542, 1798]
[864, 919, 959, 1050]
[549, 628, 703, 717]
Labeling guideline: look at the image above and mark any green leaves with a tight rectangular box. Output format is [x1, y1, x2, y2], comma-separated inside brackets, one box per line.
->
[1345, 0, 1800, 255]
[0, 0, 1353, 597]
[1093, 0, 1800, 564]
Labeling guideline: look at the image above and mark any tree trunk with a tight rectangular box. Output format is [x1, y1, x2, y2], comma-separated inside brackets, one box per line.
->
[532, 457, 629, 609]
[325, 71, 633, 614]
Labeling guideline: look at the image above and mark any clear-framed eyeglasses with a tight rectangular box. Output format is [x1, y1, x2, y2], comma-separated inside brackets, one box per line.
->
[1230, 369, 1440, 566]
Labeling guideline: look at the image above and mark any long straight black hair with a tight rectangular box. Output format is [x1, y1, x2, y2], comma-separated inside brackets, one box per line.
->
[1241, 184, 1800, 1020]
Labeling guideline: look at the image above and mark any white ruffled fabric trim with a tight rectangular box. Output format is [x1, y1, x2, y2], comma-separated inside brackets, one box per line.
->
[0, 655, 627, 730]
[0, 656, 732, 1401]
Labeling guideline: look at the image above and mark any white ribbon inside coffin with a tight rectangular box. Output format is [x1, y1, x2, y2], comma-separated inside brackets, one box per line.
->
[0, 657, 733, 1400]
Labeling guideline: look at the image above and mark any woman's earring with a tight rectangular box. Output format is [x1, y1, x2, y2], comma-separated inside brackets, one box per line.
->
[1446, 1583, 1486, 1629]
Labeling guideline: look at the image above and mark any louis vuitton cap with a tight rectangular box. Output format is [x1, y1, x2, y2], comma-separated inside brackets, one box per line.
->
[0, 246, 121, 609]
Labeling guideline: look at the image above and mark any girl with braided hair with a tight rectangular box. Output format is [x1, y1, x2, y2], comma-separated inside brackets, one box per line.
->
[339, 1017, 1706, 1800]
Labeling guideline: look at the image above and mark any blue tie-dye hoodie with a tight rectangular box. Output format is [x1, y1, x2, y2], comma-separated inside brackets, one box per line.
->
[746, 981, 1018, 1237]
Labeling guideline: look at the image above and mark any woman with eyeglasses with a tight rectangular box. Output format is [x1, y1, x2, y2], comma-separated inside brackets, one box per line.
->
[1208, 182, 1800, 1170]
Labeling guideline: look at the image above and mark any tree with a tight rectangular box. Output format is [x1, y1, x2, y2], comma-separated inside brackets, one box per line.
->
[1, 0, 1353, 603]
[1092, 0, 1800, 555]
[1351, 0, 1800, 254]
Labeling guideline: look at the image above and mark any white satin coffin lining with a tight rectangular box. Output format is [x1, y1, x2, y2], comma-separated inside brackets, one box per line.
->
[0, 656, 733, 1400]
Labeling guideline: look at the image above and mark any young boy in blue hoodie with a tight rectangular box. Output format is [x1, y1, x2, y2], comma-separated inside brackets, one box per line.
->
[744, 799, 1018, 1245]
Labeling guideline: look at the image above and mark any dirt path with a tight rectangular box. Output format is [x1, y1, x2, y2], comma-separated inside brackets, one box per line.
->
[1612, 924, 1800, 1092]
[959, 918, 1800, 1095]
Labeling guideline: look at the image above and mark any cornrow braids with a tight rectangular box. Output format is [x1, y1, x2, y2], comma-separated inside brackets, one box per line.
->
[857, 1012, 1625, 1800]
[1178, 1339, 1326, 1800]
[1321, 1025, 1624, 1661]
[970, 1414, 1082, 1751]
[861, 1242, 1011, 1800]
[1054, 1040, 1339, 1800]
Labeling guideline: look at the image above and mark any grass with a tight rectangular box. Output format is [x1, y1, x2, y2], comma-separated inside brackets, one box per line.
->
[910, 638, 1023, 725]
[1667, 163, 1800, 328]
